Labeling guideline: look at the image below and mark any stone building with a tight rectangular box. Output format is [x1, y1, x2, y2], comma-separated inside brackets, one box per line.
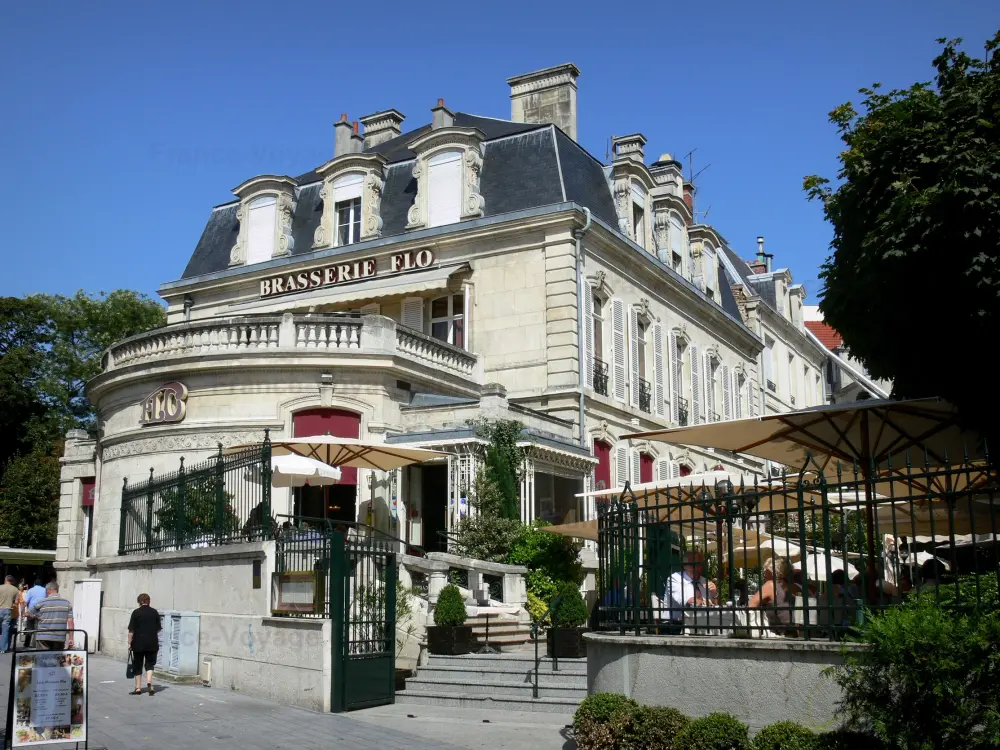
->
[54, 63, 831, 707]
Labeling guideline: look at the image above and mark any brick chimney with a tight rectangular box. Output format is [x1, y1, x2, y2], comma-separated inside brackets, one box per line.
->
[682, 181, 695, 219]
[747, 236, 772, 274]
[507, 63, 580, 140]
[359, 109, 405, 149]
[333, 113, 353, 157]
[350, 121, 364, 153]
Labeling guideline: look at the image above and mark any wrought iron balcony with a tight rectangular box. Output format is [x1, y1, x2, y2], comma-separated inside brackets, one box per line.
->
[638, 377, 652, 413]
[710, 410, 721, 423]
[677, 396, 689, 426]
[593, 357, 609, 397]
[767, 379, 777, 393]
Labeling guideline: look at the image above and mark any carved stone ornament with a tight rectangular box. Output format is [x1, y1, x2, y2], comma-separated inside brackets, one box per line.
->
[229, 203, 246, 266]
[102, 429, 275, 461]
[313, 183, 331, 247]
[614, 179, 631, 236]
[275, 193, 296, 257]
[312, 153, 388, 248]
[637, 298, 652, 322]
[406, 160, 424, 229]
[363, 171, 385, 239]
[462, 147, 485, 219]
[653, 208, 671, 258]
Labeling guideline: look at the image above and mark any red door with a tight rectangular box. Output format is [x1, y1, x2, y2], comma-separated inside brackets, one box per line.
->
[640, 454, 654, 484]
[594, 440, 612, 491]
[293, 409, 361, 485]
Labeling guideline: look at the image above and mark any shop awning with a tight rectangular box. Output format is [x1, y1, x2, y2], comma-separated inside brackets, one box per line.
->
[227, 263, 471, 315]
[0, 547, 56, 565]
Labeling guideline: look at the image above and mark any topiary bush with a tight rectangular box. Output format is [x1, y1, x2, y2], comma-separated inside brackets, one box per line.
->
[623, 705, 691, 750]
[433, 584, 467, 627]
[553, 581, 588, 628]
[814, 730, 884, 750]
[674, 712, 750, 750]
[752, 721, 818, 750]
[573, 693, 640, 750]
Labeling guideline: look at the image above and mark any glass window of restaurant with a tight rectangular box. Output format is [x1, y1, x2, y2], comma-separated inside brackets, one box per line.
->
[534, 469, 584, 525]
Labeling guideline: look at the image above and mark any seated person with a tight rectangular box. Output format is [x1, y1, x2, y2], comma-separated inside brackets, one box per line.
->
[659, 552, 717, 633]
[748, 557, 794, 635]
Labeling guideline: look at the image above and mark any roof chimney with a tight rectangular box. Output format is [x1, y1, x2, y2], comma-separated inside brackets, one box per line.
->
[611, 133, 646, 163]
[431, 99, 454, 129]
[507, 63, 580, 140]
[350, 120, 364, 153]
[748, 235, 772, 274]
[359, 109, 406, 149]
[682, 181, 695, 219]
[333, 113, 353, 157]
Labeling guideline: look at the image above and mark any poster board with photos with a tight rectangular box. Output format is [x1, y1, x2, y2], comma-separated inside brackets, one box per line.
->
[10, 650, 87, 746]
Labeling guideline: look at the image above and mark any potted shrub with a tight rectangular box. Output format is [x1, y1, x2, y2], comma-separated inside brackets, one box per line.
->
[547, 582, 589, 658]
[427, 584, 472, 655]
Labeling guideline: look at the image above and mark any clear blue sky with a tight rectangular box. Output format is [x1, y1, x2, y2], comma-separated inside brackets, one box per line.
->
[1, 0, 996, 303]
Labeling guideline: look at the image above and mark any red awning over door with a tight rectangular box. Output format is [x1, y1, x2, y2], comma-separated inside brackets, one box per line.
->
[292, 409, 361, 484]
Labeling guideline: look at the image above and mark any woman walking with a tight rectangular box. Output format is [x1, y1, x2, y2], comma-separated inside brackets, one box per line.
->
[127, 593, 161, 695]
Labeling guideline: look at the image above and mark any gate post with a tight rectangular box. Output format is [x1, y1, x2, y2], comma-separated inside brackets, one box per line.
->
[329, 530, 347, 713]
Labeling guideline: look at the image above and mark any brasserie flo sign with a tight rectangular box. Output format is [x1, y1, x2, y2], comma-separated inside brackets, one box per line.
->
[259, 249, 434, 298]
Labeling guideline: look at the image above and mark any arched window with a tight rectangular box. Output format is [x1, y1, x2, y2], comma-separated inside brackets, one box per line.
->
[427, 150, 462, 227]
[430, 292, 465, 348]
[245, 195, 277, 264]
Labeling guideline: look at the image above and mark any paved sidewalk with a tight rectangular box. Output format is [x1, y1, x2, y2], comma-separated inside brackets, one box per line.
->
[1, 652, 575, 749]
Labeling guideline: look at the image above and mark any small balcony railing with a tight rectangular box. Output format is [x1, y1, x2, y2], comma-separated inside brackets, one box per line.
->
[593, 357, 609, 397]
[767, 379, 777, 392]
[638, 378, 652, 413]
[710, 410, 721, 423]
[676, 396, 689, 426]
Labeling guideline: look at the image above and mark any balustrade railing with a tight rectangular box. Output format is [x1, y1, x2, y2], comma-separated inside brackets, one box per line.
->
[638, 378, 652, 413]
[593, 358, 610, 396]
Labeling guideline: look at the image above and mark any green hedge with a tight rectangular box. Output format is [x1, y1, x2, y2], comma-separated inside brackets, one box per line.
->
[553, 582, 588, 628]
[433, 584, 467, 627]
[751, 721, 817, 750]
[674, 712, 750, 750]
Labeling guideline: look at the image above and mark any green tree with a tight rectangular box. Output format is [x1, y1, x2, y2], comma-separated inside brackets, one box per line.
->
[0, 451, 61, 549]
[804, 33, 1000, 439]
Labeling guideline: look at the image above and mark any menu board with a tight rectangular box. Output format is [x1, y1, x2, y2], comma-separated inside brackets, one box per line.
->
[11, 651, 87, 746]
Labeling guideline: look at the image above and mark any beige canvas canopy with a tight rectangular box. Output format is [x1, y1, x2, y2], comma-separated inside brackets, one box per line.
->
[229, 435, 448, 470]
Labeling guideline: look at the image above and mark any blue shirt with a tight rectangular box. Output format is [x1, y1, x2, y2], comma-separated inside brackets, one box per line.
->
[23, 585, 47, 611]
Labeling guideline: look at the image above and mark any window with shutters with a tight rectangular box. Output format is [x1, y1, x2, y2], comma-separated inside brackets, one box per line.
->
[245, 195, 277, 265]
[614, 445, 629, 489]
[669, 215, 686, 275]
[631, 181, 647, 249]
[331, 174, 364, 246]
[703, 245, 716, 300]
[704, 353, 722, 423]
[427, 150, 463, 228]
[735, 371, 746, 419]
[591, 294, 609, 396]
[670, 332, 689, 426]
[788, 353, 796, 405]
[764, 336, 776, 393]
[401, 297, 425, 333]
[612, 299, 627, 403]
[652, 324, 665, 418]
[690, 343, 701, 424]
[430, 293, 465, 348]
[722, 364, 732, 420]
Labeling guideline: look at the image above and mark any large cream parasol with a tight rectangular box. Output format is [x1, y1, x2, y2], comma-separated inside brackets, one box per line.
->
[251, 454, 342, 488]
[230, 435, 448, 470]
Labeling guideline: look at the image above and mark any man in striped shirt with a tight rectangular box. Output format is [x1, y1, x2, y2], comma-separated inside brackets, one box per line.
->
[28, 582, 74, 650]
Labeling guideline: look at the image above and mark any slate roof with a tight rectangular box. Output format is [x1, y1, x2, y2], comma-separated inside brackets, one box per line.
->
[720, 246, 780, 313]
[182, 115, 619, 279]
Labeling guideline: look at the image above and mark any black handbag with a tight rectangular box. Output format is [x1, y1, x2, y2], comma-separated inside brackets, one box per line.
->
[126, 649, 136, 679]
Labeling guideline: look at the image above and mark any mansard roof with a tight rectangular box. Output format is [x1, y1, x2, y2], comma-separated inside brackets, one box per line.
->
[181, 114, 618, 279]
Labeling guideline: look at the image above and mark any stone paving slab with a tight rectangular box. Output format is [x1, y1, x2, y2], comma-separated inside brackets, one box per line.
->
[1, 652, 475, 750]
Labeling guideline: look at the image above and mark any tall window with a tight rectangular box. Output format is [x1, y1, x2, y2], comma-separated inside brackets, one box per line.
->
[703, 245, 716, 300]
[631, 181, 646, 248]
[332, 174, 363, 247]
[669, 215, 685, 274]
[637, 321, 647, 378]
[788, 354, 797, 404]
[245, 195, 277, 264]
[427, 150, 462, 227]
[593, 295, 604, 360]
[430, 293, 465, 348]
[764, 336, 776, 391]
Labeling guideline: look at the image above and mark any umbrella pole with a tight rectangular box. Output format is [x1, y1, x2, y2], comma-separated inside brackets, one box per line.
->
[860, 411, 878, 605]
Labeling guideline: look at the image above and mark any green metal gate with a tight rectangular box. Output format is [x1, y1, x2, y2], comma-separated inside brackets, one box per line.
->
[329, 529, 397, 712]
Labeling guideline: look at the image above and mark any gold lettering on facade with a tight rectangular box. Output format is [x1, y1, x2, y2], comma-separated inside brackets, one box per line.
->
[257, 250, 437, 299]
[140, 382, 189, 425]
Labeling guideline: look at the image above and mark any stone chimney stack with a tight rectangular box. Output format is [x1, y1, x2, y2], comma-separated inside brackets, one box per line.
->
[612, 133, 647, 163]
[748, 236, 771, 274]
[359, 109, 405, 149]
[507, 63, 580, 140]
[350, 121, 364, 153]
[431, 99, 455, 129]
[333, 113, 353, 157]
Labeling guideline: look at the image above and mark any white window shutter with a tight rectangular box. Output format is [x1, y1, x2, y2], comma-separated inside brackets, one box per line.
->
[670, 461, 680, 479]
[246, 196, 277, 264]
[360, 303, 381, 316]
[583, 291, 594, 388]
[690, 343, 701, 424]
[705, 355, 715, 422]
[722, 365, 732, 420]
[332, 173, 364, 203]
[669, 332, 680, 423]
[614, 446, 628, 488]
[655, 457, 670, 482]
[735, 374, 743, 419]
[612, 299, 626, 403]
[427, 151, 462, 227]
[748, 369, 757, 416]
[631, 449, 642, 485]
[402, 297, 424, 332]
[629, 307, 640, 408]
[653, 324, 665, 418]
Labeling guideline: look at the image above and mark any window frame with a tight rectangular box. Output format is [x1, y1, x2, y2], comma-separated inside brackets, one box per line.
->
[334, 196, 362, 247]
[429, 292, 466, 349]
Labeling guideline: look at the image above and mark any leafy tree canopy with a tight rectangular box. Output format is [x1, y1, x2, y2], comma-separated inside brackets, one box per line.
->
[805, 33, 1000, 439]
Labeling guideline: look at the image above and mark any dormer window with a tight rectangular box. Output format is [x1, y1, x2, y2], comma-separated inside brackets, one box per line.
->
[228, 175, 297, 267]
[669, 215, 686, 274]
[703, 244, 716, 299]
[631, 181, 647, 249]
[427, 150, 463, 227]
[332, 174, 363, 246]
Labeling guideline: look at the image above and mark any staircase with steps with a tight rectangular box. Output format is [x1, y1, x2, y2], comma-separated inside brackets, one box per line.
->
[397, 646, 588, 713]
[466, 613, 533, 648]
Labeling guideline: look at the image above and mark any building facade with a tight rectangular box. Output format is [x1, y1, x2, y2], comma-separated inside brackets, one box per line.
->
[54, 63, 833, 706]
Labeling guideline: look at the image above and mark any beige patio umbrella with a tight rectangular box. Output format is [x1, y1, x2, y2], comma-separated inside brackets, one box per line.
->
[876, 495, 1000, 539]
[624, 398, 986, 602]
[248, 453, 343, 488]
[230, 435, 448, 470]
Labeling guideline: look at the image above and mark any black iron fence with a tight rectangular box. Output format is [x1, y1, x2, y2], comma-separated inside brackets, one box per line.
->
[638, 378, 652, 413]
[596, 451, 999, 640]
[119, 433, 272, 555]
[594, 358, 610, 397]
[677, 396, 689, 426]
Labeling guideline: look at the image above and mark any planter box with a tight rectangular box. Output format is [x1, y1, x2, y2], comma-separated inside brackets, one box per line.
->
[427, 625, 473, 655]
[547, 627, 588, 659]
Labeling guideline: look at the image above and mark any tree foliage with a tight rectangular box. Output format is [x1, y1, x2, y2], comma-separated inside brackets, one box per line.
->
[804, 33, 1000, 438]
[0, 290, 165, 547]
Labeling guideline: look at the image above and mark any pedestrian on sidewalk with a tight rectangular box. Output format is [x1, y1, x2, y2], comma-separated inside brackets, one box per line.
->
[0, 575, 19, 653]
[28, 581, 75, 650]
[21, 578, 46, 648]
[127, 593, 161, 696]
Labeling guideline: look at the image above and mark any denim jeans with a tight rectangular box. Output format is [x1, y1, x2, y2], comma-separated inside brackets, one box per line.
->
[0, 608, 11, 652]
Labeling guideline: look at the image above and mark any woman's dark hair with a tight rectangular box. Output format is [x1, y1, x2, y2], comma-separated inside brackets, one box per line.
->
[831, 569, 846, 586]
[137, 593, 151, 605]
[920, 559, 944, 581]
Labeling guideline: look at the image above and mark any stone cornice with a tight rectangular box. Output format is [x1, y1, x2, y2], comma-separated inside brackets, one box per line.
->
[506, 63, 580, 94]
[687, 223, 727, 249]
[313, 151, 388, 180]
[232, 175, 298, 199]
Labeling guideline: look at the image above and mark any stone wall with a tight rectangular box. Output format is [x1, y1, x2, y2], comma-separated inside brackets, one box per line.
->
[585, 633, 863, 733]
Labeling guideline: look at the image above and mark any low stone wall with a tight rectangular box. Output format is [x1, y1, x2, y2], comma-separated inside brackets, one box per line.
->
[57, 543, 332, 712]
[585, 633, 864, 733]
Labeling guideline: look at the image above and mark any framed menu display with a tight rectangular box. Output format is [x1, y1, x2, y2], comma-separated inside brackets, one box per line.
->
[10, 651, 87, 746]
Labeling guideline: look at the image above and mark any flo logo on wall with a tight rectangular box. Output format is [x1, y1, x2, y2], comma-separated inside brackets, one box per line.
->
[259, 249, 434, 298]
[140, 382, 188, 425]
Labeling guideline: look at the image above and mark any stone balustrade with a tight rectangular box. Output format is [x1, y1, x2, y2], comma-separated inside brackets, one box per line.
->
[103, 313, 481, 381]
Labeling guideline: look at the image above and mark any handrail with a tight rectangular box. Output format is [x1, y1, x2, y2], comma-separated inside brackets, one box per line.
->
[529, 594, 563, 699]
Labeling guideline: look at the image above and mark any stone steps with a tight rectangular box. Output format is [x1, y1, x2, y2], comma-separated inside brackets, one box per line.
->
[397, 648, 588, 714]
[465, 614, 533, 646]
